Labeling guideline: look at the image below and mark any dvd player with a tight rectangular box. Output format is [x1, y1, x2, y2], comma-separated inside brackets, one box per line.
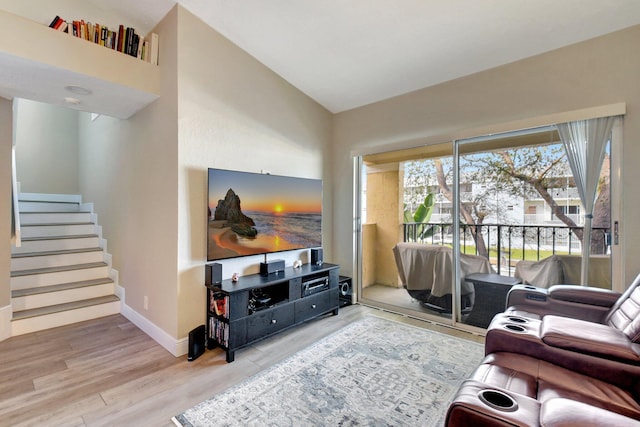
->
[302, 276, 330, 297]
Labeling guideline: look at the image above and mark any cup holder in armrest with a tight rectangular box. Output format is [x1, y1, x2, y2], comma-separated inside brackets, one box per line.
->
[506, 316, 528, 324]
[504, 324, 527, 333]
[478, 389, 519, 412]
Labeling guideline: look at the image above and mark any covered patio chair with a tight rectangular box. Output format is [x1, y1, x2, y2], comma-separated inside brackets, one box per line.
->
[393, 242, 494, 313]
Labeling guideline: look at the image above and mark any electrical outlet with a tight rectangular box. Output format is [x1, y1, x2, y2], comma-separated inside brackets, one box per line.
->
[144, 296, 149, 310]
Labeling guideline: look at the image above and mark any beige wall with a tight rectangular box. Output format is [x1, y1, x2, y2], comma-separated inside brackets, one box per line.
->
[365, 170, 401, 287]
[76, 5, 332, 344]
[175, 7, 333, 337]
[78, 8, 179, 337]
[333, 25, 640, 287]
[15, 99, 79, 194]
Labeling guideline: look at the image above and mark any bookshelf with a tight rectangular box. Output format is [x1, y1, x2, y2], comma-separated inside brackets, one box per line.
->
[0, 9, 160, 119]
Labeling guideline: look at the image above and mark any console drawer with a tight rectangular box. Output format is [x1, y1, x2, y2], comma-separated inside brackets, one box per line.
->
[246, 304, 294, 342]
[295, 291, 336, 323]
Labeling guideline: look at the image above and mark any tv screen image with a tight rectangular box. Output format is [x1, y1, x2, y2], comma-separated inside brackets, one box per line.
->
[207, 168, 322, 261]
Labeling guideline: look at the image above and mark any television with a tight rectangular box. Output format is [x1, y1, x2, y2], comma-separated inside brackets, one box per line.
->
[207, 168, 322, 261]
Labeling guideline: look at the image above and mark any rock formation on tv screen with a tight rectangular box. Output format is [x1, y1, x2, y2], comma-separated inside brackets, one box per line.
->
[214, 189, 257, 237]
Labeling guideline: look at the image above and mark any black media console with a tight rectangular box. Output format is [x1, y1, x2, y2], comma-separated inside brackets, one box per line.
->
[205, 263, 340, 362]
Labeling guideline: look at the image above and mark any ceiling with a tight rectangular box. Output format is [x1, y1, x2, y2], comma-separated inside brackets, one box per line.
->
[15, 0, 640, 114]
[87, 0, 640, 113]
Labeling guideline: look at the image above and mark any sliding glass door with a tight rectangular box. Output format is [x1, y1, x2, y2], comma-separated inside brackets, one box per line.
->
[356, 119, 619, 331]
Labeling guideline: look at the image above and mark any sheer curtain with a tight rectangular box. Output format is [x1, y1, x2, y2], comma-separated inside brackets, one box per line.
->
[556, 117, 615, 285]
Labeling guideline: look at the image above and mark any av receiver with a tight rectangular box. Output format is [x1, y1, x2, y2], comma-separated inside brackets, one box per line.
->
[302, 276, 330, 297]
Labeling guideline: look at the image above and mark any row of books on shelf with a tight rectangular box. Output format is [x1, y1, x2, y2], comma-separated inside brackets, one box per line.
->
[210, 291, 229, 318]
[209, 317, 230, 348]
[48, 15, 158, 65]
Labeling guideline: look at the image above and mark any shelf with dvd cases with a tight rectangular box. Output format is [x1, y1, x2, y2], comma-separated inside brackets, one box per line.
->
[206, 286, 230, 350]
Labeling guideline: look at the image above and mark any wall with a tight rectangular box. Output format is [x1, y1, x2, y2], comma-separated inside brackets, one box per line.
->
[76, 5, 332, 350]
[175, 8, 333, 338]
[0, 96, 12, 340]
[14, 99, 79, 194]
[364, 169, 400, 287]
[333, 25, 640, 287]
[78, 7, 179, 343]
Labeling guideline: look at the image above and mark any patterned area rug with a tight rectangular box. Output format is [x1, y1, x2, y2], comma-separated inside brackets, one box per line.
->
[172, 315, 483, 427]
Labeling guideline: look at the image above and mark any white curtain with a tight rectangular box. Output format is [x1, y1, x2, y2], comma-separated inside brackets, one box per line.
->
[556, 117, 615, 285]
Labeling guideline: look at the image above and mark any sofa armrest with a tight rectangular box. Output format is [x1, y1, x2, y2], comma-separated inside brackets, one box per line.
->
[541, 315, 640, 363]
[548, 285, 621, 307]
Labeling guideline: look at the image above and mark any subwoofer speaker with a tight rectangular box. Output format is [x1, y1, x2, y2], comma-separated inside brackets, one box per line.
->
[338, 276, 352, 307]
[187, 324, 206, 361]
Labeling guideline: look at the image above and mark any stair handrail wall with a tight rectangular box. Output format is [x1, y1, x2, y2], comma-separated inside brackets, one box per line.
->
[10, 100, 20, 247]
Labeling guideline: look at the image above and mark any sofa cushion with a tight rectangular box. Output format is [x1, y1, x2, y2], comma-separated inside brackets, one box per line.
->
[540, 315, 640, 363]
[541, 398, 640, 427]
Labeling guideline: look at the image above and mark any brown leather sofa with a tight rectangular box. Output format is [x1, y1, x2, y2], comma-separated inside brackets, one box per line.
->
[445, 274, 640, 426]
[446, 352, 640, 426]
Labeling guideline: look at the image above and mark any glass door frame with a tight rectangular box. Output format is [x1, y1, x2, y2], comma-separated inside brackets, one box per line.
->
[353, 109, 624, 332]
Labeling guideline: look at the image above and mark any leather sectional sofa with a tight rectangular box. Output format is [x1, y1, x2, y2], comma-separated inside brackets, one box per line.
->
[445, 274, 640, 426]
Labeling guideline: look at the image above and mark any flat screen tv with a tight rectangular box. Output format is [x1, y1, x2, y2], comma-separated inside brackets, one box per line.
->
[207, 168, 322, 261]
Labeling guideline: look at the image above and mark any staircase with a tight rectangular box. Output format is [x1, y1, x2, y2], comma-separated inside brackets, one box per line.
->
[10, 193, 120, 336]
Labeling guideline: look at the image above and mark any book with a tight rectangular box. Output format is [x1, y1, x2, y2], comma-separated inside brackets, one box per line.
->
[46, 15, 157, 63]
[48, 15, 61, 28]
[149, 32, 159, 65]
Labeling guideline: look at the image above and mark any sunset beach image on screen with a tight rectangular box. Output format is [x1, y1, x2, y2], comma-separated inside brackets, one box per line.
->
[207, 168, 322, 261]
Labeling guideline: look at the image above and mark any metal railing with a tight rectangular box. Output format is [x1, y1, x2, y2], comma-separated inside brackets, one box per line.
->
[403, 222, 610, 275]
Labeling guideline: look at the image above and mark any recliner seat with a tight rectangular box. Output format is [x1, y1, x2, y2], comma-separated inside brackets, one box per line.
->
[445, 352, 640, 426]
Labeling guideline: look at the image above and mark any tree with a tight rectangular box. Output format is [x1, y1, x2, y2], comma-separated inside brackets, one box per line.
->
[470, 145, 610, 254]
[402, 143, 610, 256]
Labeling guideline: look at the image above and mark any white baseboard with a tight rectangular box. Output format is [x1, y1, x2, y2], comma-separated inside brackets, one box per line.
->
[118, 286, 188, 357]
[0, 305, 11, 342]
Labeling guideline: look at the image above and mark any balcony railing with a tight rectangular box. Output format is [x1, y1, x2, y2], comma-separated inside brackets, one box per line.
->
[403, 222, 610, 275]
[523, 213, 583, 225]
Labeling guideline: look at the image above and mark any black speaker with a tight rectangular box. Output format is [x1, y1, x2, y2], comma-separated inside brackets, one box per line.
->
[311, 248, 323, 265]
[259, 259, 285, 276]
[338, 276, 352, 307]
[205, 263, 222, 285]
[187, 324, 206, 361]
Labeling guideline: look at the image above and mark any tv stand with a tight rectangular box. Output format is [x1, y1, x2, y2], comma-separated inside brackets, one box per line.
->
[205, 263, 340, 362]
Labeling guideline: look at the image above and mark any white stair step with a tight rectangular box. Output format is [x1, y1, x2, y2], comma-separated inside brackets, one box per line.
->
[11, 279, 115, 311]
[10, 262, 110, 291]
[20, 223, 97, 238]
[19, 193, 82, 204]
[11, 296, 120, 336]
[11, 248, 104, 271]
[20, 212, 93, 225]
[12, 235, 101, 254]
[18, 201, 88, 213]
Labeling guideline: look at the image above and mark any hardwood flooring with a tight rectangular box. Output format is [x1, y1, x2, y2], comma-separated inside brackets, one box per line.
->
[0, 304, 483, 426]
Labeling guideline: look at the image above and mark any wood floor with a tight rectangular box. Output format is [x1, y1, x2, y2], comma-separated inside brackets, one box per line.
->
[0, 304, 483, 427]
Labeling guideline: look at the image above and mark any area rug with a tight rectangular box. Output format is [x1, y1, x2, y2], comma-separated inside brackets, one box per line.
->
[172, 315, 484, 427]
